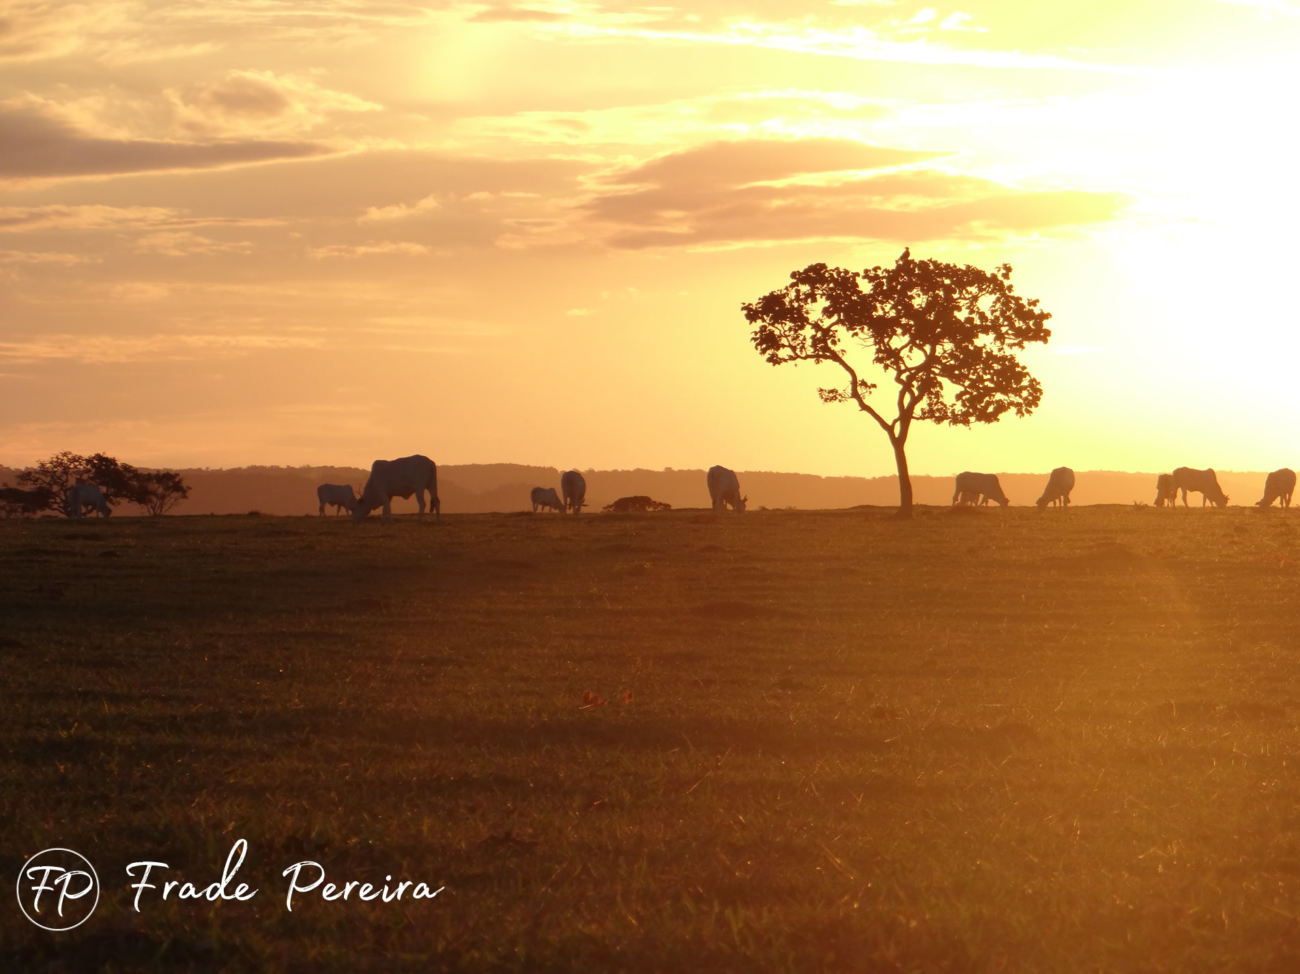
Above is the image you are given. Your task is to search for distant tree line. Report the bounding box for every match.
[0,451,190,518]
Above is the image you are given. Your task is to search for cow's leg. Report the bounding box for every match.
[416,490,426,516]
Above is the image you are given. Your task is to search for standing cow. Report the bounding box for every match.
[1154,473,1178,508]
[317,483,357,516]
[1256,468,1296,509]
[560,470,586,514]
[1036,467,1075,509]
[66,483,112,518]
[706,465,747,512]
[352,454,440,522]
[952,472,1009,507]
[531,486,564,513]
[1171,466,1228,508]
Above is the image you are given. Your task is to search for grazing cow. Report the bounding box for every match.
[1256,467,1296,509]
[530,486,564,513]
[561,470,586,514]
[603,495,672,513]
[952,471,1009,507]
[66,483,111,518]
[0,486,54,517]
[1154,473,1177,508]
[352,454,440,522]
[1036,467,1076,509]
[706,465,747,512]
[1171,466,1228,508]
[317,483,357,516]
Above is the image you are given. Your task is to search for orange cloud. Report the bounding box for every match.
[0,104,330,182]
[583,138,1126,248]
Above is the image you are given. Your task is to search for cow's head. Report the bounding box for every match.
[735,494,748,513]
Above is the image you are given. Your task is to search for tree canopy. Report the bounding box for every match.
[8,452,190,517]
[742,248,1051,515]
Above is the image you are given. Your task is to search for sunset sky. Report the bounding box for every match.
[3,1,1297,478]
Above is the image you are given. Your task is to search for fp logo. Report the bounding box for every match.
[16,848,100,931]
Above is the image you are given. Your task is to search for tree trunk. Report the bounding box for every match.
[891,434,913,517]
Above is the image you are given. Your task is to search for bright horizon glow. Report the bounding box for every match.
[3,1,1298,479]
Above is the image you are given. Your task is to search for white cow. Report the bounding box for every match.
[952,471,1009,507]
[1154,473,1177,508]
[352,454,440,522]
[67,483,111,518]
[1257,467,1296,509]
[1036,467,1075,509]
[560,470,586,514]
[531,486,564,513]
[1171,466,1228,507]
[706,465,747,512]
[317,483,357,516]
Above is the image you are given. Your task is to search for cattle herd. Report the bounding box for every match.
[952,465,1296,510]
[43,456,1300,520]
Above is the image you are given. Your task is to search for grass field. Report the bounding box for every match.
[4,505,1300,971]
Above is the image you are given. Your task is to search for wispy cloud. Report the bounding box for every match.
[0,103,331,183]
[133,231,256,257]
[309,241,433,258]
[468,4,568,23]
[0,203,281,234]
[583,137,1126,249]
[0,331,324,365]
[168,70,382,140]
[0,249,97,266]
[542,17,1144,74]
[359,194,441,222]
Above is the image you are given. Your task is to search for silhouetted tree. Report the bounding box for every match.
[16,451,190,516]
[0,486,55,518]
[742,248,1051,517]
[133,471,190,516]
[16,451,88,515]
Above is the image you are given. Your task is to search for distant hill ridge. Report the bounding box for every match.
[2,463,1279,515]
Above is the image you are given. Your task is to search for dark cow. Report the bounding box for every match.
[706,465,746,513]
[353,454,440,522]
[1036,467,1076,509]
[530,486,564,513]
[952,471,1009,507]
[1171,467,1228,507]
[317,483,357,516]
[1256,468,1296,509]
[67,483,111,518]
[603,496,672,513]
[561,470,587,514]
[1154,473,1177,508]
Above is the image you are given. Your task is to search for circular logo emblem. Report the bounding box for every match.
[16,848,100,931]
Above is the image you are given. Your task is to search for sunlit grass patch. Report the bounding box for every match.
[3,507,1300,970]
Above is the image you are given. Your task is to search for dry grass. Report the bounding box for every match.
[3,506,1300,971]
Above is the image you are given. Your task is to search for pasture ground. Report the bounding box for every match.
[3,505,1300,971]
